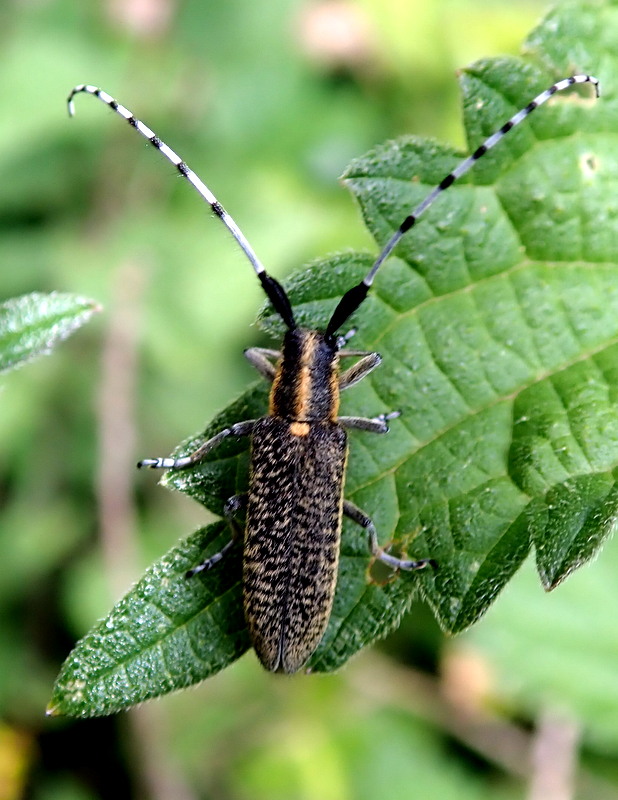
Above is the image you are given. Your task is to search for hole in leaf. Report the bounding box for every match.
[368,556,398,585]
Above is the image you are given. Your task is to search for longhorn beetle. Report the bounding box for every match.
[68,74,599,673]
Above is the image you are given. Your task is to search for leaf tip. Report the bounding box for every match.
[45,701,62,718]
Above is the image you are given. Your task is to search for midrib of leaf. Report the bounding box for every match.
[76,575,244,685]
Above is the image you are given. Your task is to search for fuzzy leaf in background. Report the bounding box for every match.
[0,292,99,374]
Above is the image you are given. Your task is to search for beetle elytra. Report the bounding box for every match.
[68,74,599,672]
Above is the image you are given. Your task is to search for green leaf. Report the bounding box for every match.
[48,522,249,717]
[0,292,99,374]
[51,0,618,715]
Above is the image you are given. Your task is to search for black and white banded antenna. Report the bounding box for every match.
[67,84,296,330]
[68,76,599,339]
[325,74,600,337]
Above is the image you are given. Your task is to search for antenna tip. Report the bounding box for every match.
[67,85,90,117]
[593,77,601,99]
[579,74,600,98]
[67,88,79,118]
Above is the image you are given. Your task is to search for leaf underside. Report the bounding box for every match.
[50,0,618,716]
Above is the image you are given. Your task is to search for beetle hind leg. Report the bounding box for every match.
[343,500,436,571]
[185,538,236,577]
[186,494,247,577]
[223,493,247,540]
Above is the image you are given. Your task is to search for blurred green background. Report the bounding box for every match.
[4,0,618,798]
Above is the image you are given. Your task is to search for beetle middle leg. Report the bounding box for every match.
[137,419,256,470]
[339,411,400,434]
[186,494,247,577]
[343,499,436,571]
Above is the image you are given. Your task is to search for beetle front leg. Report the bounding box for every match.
[244,347,281,382]
[343,500,436,571]
[338,351,381,390]
[186,494,247,577]
[137,419,256,470]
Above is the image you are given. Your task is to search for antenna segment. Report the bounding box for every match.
[67,84,267,280]
[325,74,599,337]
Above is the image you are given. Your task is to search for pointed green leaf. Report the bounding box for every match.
[53,0,618,714]
[48,522,248,717]
[0,292,99,374]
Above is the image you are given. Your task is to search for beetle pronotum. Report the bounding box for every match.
[68,73,599,673]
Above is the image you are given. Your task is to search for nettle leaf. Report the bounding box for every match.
[48,523,249,718]
[0,292,99,374]
[51,0,618,716]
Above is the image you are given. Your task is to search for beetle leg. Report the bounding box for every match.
[186,494,247,577]
[223,493,248,540]
[137,419,256,470]
[244,347,281,382]
[185,537,236,577]
[343,499,436,571]
[338,411,400,434]
[338,352,381,390]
